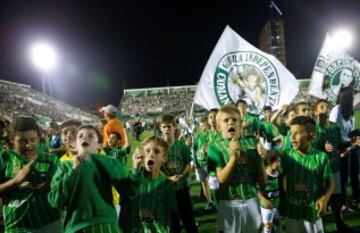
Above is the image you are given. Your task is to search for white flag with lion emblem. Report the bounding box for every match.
[194,25,299,114]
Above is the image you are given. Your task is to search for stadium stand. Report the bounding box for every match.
[0,79,99,127]
[119,80,313,116]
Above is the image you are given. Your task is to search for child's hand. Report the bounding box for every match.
[260,198,272,209]
[133,147,144,170]
[257,142,267,158]
[167,175,181,183]
[324,141,334,153]
[18,181,33,189]
[14,160,35,185]
[200,145,208,155]
[73,153,87,170]
[352,136,360,147]
[229,136,240,156]
[316,196,329,217]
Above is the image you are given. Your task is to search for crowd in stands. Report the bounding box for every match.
[0,80,99,126]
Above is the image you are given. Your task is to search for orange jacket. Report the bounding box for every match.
[103,118,126,146]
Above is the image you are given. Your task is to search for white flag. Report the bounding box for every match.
[194,26,299,114]
[308,33,360,104]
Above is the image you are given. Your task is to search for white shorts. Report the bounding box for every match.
[218,198,261,233]
[260,207,280,224]
[208,175,219,190]
[285,218,324,233]
[195,167,208,181]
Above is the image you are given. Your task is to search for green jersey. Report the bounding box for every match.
[241,114,260,149]
[121,170,177,233]
[281,148,332,222]
[193,131,209,168]
[313,121,342,173]
[260,120,279,142]
[48,153,128,233]
[0,150,60,233]
[161,140,192,190]
[260,171,280,208]
[208,138,259,201]
[278,123,289,137]
[206,130,222,177]
[104,147,128,165]
[283,129,292,150]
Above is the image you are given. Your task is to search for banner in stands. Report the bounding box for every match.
[308,33,360,105]
[194,25,299,114]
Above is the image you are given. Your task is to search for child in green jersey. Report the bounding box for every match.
[294,101,312,118]
[236,99,260,149]
[208,105,265,233]
[120,136,177,233]
[258,150,283,233]
[0,117,61,233]
[49,125,128,233]
[159,114,198,233]
[105,132,130,164]
[59,120,82,162]
[260,106,282,150]
[206,109,221,208]
[282,116,334,233]
[193,117,213,210]
[312,99,355,232]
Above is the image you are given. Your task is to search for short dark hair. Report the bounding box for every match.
[209,108,219,114]
[263,106,272,112]
[200,117,208,124]
[77,125,103,143]
[109,131,121,140]
[235,99,248,107]
[264,150,280,166]
[60,120,82,131]
[290,116,316,134]
[312,99,328,112]
[49,122,59,129]
[10,117,41,137]
[294,101,309,114]
[159,114,176,125]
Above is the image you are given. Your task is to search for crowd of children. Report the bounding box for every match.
[0,87,359,233]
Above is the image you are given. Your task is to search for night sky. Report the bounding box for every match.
[0,0,359,107]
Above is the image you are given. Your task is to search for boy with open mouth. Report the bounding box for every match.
[159,114,198,233]
[120,136,177,233]
[207,104,266,233]
[49,125,128,233]
[0,117,61,233]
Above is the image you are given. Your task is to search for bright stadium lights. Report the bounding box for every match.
[331,29,353,50]
[29,41,58,95]
[30,42,57,72]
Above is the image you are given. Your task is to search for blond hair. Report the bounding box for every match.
[216,104,241,123]
[142,136,169,158]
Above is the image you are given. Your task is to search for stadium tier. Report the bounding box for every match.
[119,79,312,116]
[0,79,99,127]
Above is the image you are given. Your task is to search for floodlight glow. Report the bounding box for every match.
[30,42,57,72]
[331,29,353,50]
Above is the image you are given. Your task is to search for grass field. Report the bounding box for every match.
[128,118,360,233]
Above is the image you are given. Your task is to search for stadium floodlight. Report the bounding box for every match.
[331,29,353,50]
[30,42,57,72]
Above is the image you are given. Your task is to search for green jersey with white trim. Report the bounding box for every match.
[0,150,60,233]
[161,140,192,190]
[208,138,259,201]
[281,148,332,222]
[121,170,177,233]
[104,147,128,165]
